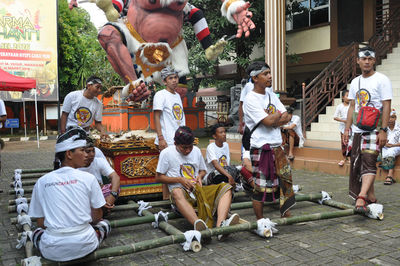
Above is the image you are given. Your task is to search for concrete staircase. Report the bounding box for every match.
[306,44,400,142]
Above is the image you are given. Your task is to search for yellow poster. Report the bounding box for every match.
[0,0,58,101]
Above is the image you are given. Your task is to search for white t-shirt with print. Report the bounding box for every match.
[334,103,350,133]
[153,89,186,145]
[0,99,6,128]
[205,142,230,175]
[62,90,103,130]
[28,167,106,262]
[156,145,206,192]
[79,157,115,184]
[243,90,287,148]
[387,123,400,144]
[348,72,392,133]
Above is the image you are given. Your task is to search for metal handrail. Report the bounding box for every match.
[302,6,400,133]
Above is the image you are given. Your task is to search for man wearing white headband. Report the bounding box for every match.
[242,61,295,220]
[344,46,393,211]
[29,127,111,262]
[60,75,108,138]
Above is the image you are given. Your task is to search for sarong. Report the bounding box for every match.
[171,183,232,228]
[349,132,380,199]
[250,145,296,216]
[380,146,400,170]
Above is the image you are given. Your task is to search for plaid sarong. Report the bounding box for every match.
[250,146,296,216]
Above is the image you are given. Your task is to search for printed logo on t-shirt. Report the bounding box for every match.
[172,103,183,121]
[74,107,92,125]
[180,163,195,181]
[356,89,371,107]
[265,103,277,114]
[219,155,228,167]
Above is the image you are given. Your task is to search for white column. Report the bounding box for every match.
[265,0,286,92]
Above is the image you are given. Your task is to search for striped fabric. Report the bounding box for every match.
[187,5,212,50]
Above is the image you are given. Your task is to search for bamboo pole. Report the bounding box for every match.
[10,180,37,187]
[39,208,354,265]
[9,187,33,195]
[9,198,31,205]
[19,173,45,179]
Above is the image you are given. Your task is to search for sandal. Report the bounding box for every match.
[338,160,345,166]
[288,155,295,161]
[384,176,396,185]
[366,198,377,204]
[355,196,368,214]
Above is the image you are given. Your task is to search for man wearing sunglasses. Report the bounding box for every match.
[60,76,107,139]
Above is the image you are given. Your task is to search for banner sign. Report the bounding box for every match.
[0,0,58,102]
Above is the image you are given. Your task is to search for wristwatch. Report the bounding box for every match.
[380,127,388,133]
[110,191,119,199]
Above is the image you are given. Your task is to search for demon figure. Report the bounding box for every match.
[70,0,255,102]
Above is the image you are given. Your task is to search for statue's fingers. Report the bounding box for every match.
[236,27,243,38]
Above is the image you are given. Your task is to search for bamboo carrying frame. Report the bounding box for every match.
[11,168,375,266]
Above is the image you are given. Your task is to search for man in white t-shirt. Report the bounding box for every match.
[29,127,110,262]
[79,138,120,213]
[243,61,295,220]
[60,76,107,138]
[343,46,392,213]
[204,123,243,188]
[156,126,239,240]
[153,66,186,150]
[281,107,305,160]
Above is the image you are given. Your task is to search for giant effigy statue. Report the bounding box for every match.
[70,0,255,102]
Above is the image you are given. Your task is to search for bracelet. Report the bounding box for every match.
[158,135,164,140]
[225,0,239,11]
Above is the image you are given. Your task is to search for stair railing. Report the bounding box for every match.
[302,6,400,133]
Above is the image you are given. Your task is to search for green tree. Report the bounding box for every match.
[58,0,122,100]
[183,0,265,91]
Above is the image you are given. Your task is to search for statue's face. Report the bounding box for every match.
[129,0,186,45]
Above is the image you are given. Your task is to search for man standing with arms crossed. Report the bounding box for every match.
[344,46,392,212]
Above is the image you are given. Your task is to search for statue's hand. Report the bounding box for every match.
[96,0,119,22]
[122,79,151,102]
[232,2,255,38]
[69,0,78,10]
[205,38,228,61]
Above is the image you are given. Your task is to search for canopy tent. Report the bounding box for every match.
[0,68,39,148]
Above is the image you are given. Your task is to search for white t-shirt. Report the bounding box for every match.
[62,90,103,130]
[0,99,6,128]
[153,89,186,145]
[28,167,106,261]
[205,142,230,175]
[387,123,400,144]
[239,82,273,102]
[156,145,206,192]
[334,103,350,133]
[95,147,107,160]
[79,157,115,184]
[286,115,305,147]
[348,72,392,133]
[243,90,287,148]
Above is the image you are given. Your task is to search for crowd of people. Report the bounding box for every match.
[27,46,395,262]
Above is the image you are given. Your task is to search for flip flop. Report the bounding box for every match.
[288,155,295,161]
[355,196,368,214]
[384,176,396,185]
[338,160,345,166]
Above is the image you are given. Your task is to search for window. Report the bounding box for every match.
[286,0,330,31]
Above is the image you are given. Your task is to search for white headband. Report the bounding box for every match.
[391,109,396,116]
[249,66,269,77]
[55,138,87,153]
[358,50,375,58]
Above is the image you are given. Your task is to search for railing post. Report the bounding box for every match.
[302,82,306,135]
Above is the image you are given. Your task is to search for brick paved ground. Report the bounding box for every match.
[1,140,400,265]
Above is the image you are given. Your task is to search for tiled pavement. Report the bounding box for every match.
[1,140,400,265]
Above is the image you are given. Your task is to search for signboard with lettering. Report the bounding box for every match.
[0,0,58,102]
[5,118,19,128]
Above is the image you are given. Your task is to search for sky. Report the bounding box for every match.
[71,0,108,30]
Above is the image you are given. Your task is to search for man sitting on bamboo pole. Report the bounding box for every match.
[156,126,240,241]
[242,61,295,219]
[28,127,111,262]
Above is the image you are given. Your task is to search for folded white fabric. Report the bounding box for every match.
[181,230,202,251]
[152,211,169,228]
[292,184,300,193]
[367,203,384,220]
[16,230,32,249]
[23,256,42,266]
[17,214,32,227]
[137,200,152,216]
[318,191,331,204]
[255,218,278,238]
